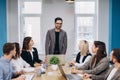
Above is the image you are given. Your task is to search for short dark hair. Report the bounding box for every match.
[3,43,15,55]
[112,48,120,63]
[55,17,63,23]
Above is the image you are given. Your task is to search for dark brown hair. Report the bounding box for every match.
[112,48,120,63]
[91,41,107,68]
[22,37,32,50]
[55,17,63,23]
[3,43,15,55]
[13,42,20,59]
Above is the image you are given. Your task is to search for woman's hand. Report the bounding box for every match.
[43,56,48,63]
[12,75,25,80]
[34,62,41,67]
[16,70,25,75]
[71,68,83,74]
[68,60,75,66]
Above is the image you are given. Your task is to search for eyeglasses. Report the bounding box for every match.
[55,23,62,25]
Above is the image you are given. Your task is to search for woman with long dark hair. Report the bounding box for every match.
[71,41,109,80]
[21,37,43,67]
[11,42,30,72]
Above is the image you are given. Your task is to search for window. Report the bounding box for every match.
[19,0,42,53]
[75,0,98,53]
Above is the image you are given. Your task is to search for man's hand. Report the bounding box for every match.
[83,73,92,79]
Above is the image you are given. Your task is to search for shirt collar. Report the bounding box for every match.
[0,56,10,63]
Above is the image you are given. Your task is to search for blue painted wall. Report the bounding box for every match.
[0,0,7,56]
[109,0,120,53]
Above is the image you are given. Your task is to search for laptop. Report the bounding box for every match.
[47,55,65,65]
[58,65,82,80]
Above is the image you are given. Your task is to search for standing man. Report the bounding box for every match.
[0,43,25,80]
[45,17,67,55]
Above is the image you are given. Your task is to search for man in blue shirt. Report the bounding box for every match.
[0,43,25,80]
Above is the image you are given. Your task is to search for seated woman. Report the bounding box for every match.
[84,48,120,80]
[21,37,44,67]
[11,42,30,72]
[71,41,109,80]
[69,40,92,68]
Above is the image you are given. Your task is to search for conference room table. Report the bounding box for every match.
[33,65,69,80]
[30,65,91,80]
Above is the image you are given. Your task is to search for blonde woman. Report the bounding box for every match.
[71,41,109,80]
[69,40,92,68]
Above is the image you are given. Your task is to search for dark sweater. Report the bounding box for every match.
[75,52,92,63]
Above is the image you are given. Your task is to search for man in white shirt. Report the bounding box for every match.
[104,48,120,80]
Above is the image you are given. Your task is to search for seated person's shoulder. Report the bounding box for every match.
[32,47,38,52]
[87,53,92,57]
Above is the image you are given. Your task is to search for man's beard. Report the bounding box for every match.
[109,60,114,65]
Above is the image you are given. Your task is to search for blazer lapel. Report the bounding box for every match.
[111,67,120,80]
[59,30,62,43]
[52,29,55,45]
[104,66,114,80]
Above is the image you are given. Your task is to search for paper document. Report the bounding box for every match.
[23,67,35,72]
[25,74,34,80]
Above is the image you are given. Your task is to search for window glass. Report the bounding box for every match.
[22,2,42,14]
[75,1,95,14]
[75,0,98,52]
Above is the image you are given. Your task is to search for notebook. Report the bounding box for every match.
[47,55,65,65]
[58,65,82,80]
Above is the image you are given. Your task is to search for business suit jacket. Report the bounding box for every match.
[78,57,109,80]
[21,47,42,67]
[104,66,120,80]
[45,28,67,55]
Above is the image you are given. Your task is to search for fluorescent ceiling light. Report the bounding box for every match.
[66,0,74,3]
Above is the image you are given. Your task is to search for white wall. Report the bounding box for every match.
[7,0,109,61]
[7,0,19,42]
[41,0,74,61]
[98,0,109,53]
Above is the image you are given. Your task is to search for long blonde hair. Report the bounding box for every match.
[79,40,89,56]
